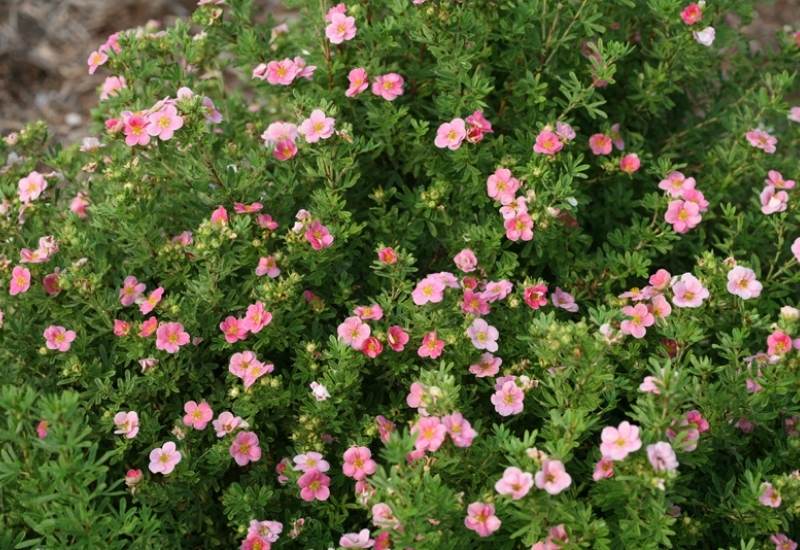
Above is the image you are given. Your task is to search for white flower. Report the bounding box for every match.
[310,381,330,401]
[693,26,715,47]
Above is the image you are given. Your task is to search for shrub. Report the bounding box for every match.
[1,0,800,548]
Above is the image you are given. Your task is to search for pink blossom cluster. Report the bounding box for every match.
[485,168,534,242]
[219,300,273,343]
[87,32,121,74]
[252,56,315,86]
[660,171,708,233]
[760,170,795,215]
[533,122,576,155]
[434,110,493,150]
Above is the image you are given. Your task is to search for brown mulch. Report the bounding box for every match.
[0,0,797,144]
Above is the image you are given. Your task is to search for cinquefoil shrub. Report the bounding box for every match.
[1,0,800,548]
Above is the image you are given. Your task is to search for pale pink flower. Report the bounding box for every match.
[122,112,150,147]
[671,273,709,308]
[619,153,641,174]
[620,303,655,339]
[434,118,467,150]
[417,331,445,359]
[70,193,90,218]
[100,76,126,100]
[338,316,371,349]
[647,441,678,472]
[759,482,781,508]
[412,276,446,305]
[411,416,447,452]
[453,249,478,272]
[588,133,612,155]
[183,400,213,430]
[746,129,777,154]
[504,212,534,241]
[486,168,521,205]
[230,431,262,466]
[43,325,76,352]
[693,26,716,46]
[771,534,797,550]
[792,237,800,263]
[261,121,298,146]
[148,441,181,475]
[113,411,140,439]
[18,171,47,203]
[469,352,502,378]
[298,109,335,143]
[386,325,409,352]
[372,503,399,530]
[551,287,578,312]
[760,185,789,214]
[726,266,762,299]
[310,381,330,401]
[213,411,245,437]
[342,446,377,480]
[534,459,572,495]
[371,73,404,101]
[665,199,701,233]
[608,122,624,150]
[640,375,661,394]
[766,170,796,190]
[265,58,299,85]
[9,265,31,296]
[87,49,108,74]
[293,451,330,472]
[790,107,800,123]
[592,457,615,481]
[658,171,696,197]
[292,56,316,79]
[491,380,524,416]
[305,220,334,249]
[339,529,374,549]
[464,502,501,537]
[557,121,576,142]
[442,412,477,447]
[243,301,272,333]
[120,275,146,306]
[297,468,331,501]
[467,318,499,352]
[346,67,369,97]
[147,104,183,141]
[649,293,674,319]
[681,3,703,25]
[155,321,190,353]
[256,256,281,278]
[220,315,248,343]
[352,304,382,322]
[495,466,533,499]
[499,196,528,220]
[139,286,164,315]
[247,519,283,543]
[325,11,357,44]
[533,129,563,155]
[600,421,642,460]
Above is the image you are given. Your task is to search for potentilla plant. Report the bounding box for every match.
[1,0,799,548]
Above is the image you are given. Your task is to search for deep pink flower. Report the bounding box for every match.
[243,301,272,333]
[113,319,130,337]
[681,3,702,24]
[417,331,445,359]
[465,110,493,143]
[377,247,397,264]
[371,73,404,101]
[495,466,533,500]
[210,205,229,225]
[346,67,369,97]
[123,112,150,147]
[148,441,181,475]
[533,129,563,155]
[461,290,490,316]
[229,351,273,389]
[649,268,672,291]
[305,221,334,249]
[70,193,90,218]
[36,420,48,439]
[297,469,331,501]
[767,330,793,357]
[183,400,213,430]
[535,459,572,495]
[504,212,534,241]
[354,304,383,321]
[220,316,248,343]
[386,325,409,352]
[265,58,300,85]
[434,118,467,150]
[342,446,377,480]
[230,431,262,466]
[619,153,641,174]
[524,284,548,310]
[361,336,383,358]
[665,199,701,233]
[600,421,642,460]
[464,502,501,538]
[43,325,76,352]
[588,133,613,155]
[155,321,190,353]
[87,50,108,74]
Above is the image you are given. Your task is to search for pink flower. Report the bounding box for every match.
[495,466,534,499]
[760,185,789,214]
[600,421,642,460]
[297,469,331,501]
[243,301,272,333]
[726,266,762,299]
[87,49,108,74]
[649,268,672,291]
[229,351,273,388]
[620,303,655,339]
[412,276,446,305]
[213,411,245,437]
[771,534,798,550]
[619,153,641,174]
[551,287,578,312]
[640,375,662,394]
[293,452,330,472]
[442,412,477,447]
[469,352,502,378]
[387,325,409,352]
[261,121,298,146]
[671,273,709,308]
[767,330,793,357]
[680,3,703,24]
[305,221,334,250]
[354,304,383,321]
[766,170,796,190]
[792,237,800,263]
[70,193,90,218]
[247,519,283,543]
[466,318,499,352]
[406,382,425,410]
[790,107,800,123]
[119,275,146,306]
[293,56,316,80]
[183,400,213,430]
[139,316,158,338]
[524,284,549,310]
[592,457,615,481]
[36,420,48,439]
[533,129,563,155]
[325,11,357,44]
[43,325,76,352]
[139,286,164,315]
[361,337,383,358]
[265,58,300,85]
[486,168,521,205]
[746,129,777,154]
[124,469,142,489]
[504,212,534,241]
[375,416,395,444]
[100,76,126,100]
[465,110,493,143]
[339,529,374,549]
[147,104,183,141]
[220,315,248,343]
[491,380,524,416]
[256,213,278,228]
[342,446,377,480]
[123,112,150,147]
[534,459,572,495]
[338,316,371,349]
[371,73,405,101]
[155,321,190,353]
[453,249,478,272]
[693,26,716,46]
[434,118,467,150]
[230,431,262,466]
[464,502,501,537]
[647,442,679,472]
[113,319,130,337]
[461,290,490,316]
[411,416,447,452]
[113,411,140,439]
[588,133,613,155]
[658,171,696,197]
[377,247,397,264]
[148,441,181,475]
[759,482,781,508]
[417,331,445,359]
[298,109,335,143]
[210,205,229,225]
[346,67,369,97]
[18,171,47,203]
[665,199,701,233]
[256,256,281,278]
[9,265,31,296]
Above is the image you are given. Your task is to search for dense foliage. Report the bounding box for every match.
[1,0,799,548]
